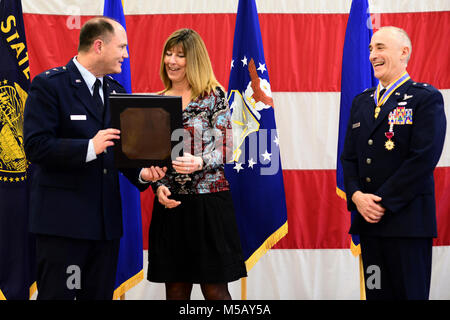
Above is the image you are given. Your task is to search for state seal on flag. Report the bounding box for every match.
[0,79,28,182]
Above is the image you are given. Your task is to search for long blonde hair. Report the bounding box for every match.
[160,29,222,100]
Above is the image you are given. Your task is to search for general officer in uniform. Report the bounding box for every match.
[24,17,166,300]
[341,26,446,299]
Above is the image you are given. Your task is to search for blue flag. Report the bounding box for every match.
[103,0,143,299]
[0,0,36,300]
[336,0,377,256]
[225,0,288,271]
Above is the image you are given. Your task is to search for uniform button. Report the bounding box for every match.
[366,158,372,164]
[368,139,373,145]
[103,168,108,174]
[366,177,371,183]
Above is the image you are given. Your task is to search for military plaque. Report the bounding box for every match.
[110,94,183,168]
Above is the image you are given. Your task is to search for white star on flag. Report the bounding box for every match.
[261,150,272,162]
[230,59,234,69]
[241,56,248,66]
[274,135,279,146]
[248,158,256,169]
[234,162,244,173]
[257,62,266,74]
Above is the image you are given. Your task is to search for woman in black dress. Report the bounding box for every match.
[147,28,247,300]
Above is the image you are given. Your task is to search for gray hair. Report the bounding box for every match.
[378,26,412,63]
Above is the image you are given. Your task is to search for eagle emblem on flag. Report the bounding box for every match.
[0,79,28,182]
[228,58,274,162]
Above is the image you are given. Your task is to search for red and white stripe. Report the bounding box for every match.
[22,0,450,299]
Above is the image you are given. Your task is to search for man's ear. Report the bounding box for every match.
[92,39,103,54]
[401,46,410,64]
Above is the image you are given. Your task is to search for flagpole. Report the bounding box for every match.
[359,255,366,300]
[241,278,247,300]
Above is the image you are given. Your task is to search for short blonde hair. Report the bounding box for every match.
[160,29,222,100]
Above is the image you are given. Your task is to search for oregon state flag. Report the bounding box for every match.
[0,0,36,300]
[103,0,144,299]
[225,0,288,271]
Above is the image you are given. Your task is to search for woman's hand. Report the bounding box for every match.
[156,185,181,209]
[172,152,203,174]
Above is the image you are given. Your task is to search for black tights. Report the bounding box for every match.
[165,282,231,300]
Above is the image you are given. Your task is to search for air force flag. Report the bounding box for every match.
[225,0,288,271]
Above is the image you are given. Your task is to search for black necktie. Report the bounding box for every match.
[93,79,104,111]
[379,88,386,99]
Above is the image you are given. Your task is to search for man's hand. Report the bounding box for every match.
[351,191,386,223]
[141,166,167,182]
[156,185,181,209]
[92,128,120,155]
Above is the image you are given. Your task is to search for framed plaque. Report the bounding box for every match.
[110,94,183,168]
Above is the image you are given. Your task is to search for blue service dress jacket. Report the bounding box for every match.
[341,79,446,238]
[24,59,147,241]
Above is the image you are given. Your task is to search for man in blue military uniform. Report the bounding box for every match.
[341,26,446,299]
[24,17,165,300]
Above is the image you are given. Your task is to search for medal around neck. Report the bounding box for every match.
[373,72,410,120]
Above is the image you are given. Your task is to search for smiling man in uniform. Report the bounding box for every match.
[341,26,446,299]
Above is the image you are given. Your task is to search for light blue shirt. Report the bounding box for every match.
[72,57,149,183]
[72,56,104,102]
[72,56,102,162]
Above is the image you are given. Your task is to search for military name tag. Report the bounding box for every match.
[70,115,87,120]
[352,122,360,129]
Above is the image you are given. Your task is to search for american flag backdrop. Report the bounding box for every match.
[19,0,450,299]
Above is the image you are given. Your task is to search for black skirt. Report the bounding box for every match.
[147,190,247,283]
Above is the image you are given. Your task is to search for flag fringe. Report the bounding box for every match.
[350,239,361,257]
[338,187,362,256]
[245,221,288,271]
[0,282,37,300]
[336,186,347,200]
[113,269,144,300]
[29,281,37,298]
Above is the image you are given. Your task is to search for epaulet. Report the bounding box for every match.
[106,75,121,85]
[42,66,67,78]
[410,81,437,92]
[105,75,126,91]
[355,86,376,98]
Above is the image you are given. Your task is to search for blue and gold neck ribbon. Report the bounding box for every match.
[374,72,410,119]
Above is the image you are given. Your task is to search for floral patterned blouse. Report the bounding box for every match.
[152,87,232,194]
